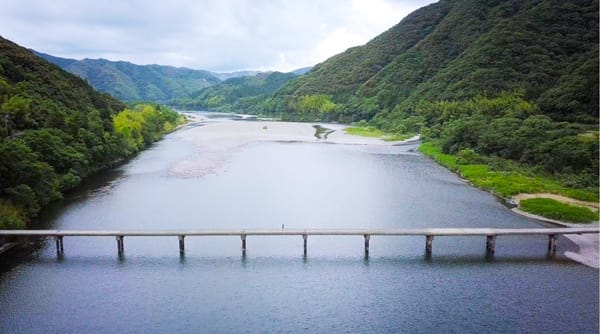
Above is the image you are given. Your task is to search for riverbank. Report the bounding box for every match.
[511,209,599,268]
[0,105,186,231]
[418,141,599,268]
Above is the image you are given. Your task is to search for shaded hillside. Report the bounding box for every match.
[175,71,298,112]
[35,52,221,102]
[0,36,183,228]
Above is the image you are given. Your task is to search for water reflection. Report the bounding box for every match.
[0,120,597,333]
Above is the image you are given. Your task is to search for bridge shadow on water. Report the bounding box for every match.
[1,251,579,272]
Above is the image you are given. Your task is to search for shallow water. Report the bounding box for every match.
[0,118,597,333]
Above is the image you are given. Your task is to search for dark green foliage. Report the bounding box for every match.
[35,52,221,103]
[418,93,598,190]
[259,0,597,124]
[0,36,184,228]
[0,200,25,229]
[174,72,298,112]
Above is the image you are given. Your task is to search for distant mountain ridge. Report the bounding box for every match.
[173,71,299,112]
[35,51,313,103]
[34,51,221,102]
[212,70,263,81]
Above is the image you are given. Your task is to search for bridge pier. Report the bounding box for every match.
[302,234,308,255]
[55,235,64,256]
[178,235,185,254]
[425,235,434,255]
[364,234,370,256]
[486,235,496,254]
[241,234,246,255]
[548,234,557,255]
[116,235,124,256]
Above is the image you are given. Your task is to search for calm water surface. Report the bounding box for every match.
[0,117,598,333]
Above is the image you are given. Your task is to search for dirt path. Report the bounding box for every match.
[512,193,598,211]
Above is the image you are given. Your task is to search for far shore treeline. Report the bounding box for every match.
[0,36,185,229]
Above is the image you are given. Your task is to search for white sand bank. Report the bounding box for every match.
[171,119,411,177]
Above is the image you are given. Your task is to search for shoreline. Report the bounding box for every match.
[509,194,598,268]
[176,117,598,268]
[10,114,596,268]
[417,141,599,269]
[511,208,599,268]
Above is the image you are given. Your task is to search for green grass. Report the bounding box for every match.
[418,142,599,203]
[520,198,599,223]
[345,126,412,141]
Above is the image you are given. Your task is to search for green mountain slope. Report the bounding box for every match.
[35,52,221,102]
[174,71,298,112]
[277,0,451,100]
[265,0,597,123]
[252,0,599,190]
[0,36,183,228]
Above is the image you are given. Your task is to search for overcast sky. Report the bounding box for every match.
[0,0,435,72]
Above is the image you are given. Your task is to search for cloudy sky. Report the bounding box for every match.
[1,0,435,72]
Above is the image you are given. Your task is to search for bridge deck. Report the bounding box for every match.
[0,227,598,237]
[1,227,597,257]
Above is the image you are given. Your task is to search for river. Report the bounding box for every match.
[0,114,598,333]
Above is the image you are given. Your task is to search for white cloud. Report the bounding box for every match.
[0,0,435,72]
[316,28,365,61]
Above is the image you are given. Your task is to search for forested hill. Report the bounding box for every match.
[173,71,299,112]
[0,36,184,228]
[251,0,599,190]
[35,51,221,102]
[261,0,598,123]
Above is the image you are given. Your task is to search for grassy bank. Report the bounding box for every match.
[418,142,599,221]
[520,198,598,223]
[344,126,412,141]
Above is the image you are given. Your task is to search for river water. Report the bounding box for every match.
[0,115,598,333]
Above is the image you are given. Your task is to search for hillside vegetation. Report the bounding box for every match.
[35,52,221,103]
[0,37,184,228]
[173,71,299,112]
[243,0,599,193]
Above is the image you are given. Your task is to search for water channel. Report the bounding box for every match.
[0,114,597,333]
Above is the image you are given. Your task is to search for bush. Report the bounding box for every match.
[456,148,487,165]
[0,200,25,229]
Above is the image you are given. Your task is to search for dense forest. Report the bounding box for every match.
[35,52,221,103]
[239,0,599,191]
[36,52,299,104]
[172,71,299,112]
[0,36,185,229]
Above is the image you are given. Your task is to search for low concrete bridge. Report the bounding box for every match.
[1,227,598,257]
